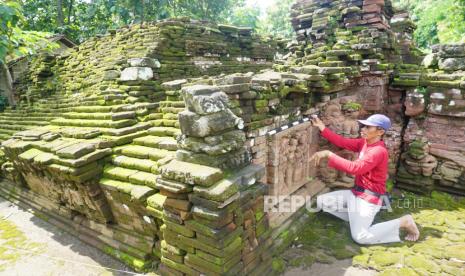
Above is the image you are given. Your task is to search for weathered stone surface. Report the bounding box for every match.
[111,155,157,173]
[422,53,438,68]
[176,148,250,169]
[164,197,192,211]
[193,178,239,202]
[435,43,465,57]
[128,57,161,68]
[178,109,243,137]
[55,148,112,168]
[181,85,229,115]
[103,70,120,80]
[165,221,195,237]
[217,84,250,94]
[159,160,223,186]
[177,130,246,155]
[404,89,425,117]
[120,67,154,81]
[146,193,167,210]
[155,177,193,194]
[128,171,157,188]
[291,65,319,75]
[191,205,232,222]
[215,73,252,85]
[185,252,241,274]
[438,58,465,71]
[162,79,188,90]
[55,142,95,159]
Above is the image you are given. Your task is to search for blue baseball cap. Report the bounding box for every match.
[358,114,391,131]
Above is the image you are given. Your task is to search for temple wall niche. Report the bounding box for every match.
[267,122,318,197]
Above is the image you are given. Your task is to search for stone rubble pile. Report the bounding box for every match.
[176,84,250,169]
[156,84,273,275]
[394,43,465,195]
[284,0,425,97]
[390,11,421,64]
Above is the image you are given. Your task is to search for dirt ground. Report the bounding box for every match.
[284,259,376,276]
[0,197,135,276]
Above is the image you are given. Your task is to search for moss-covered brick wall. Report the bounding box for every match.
[1,0,465,274]
[393,43,465,196]
[155,83,271,275]
[0,18,282,272]
[0,18,282,145]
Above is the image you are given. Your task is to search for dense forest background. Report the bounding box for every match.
[392,0,465,49]
[1,0,465,64]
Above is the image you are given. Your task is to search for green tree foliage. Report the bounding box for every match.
[393,0,465,49]
[228,4,261,29]
[11,0,465,50]
[19,0,247,43]
[1,1,55,64]
[257,0,294,39]
[175,0,243,22]
[0,0,22,62]
[21,0,170,42]
[0,0,57,107]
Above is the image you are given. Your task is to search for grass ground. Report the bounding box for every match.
[277,190,465,275]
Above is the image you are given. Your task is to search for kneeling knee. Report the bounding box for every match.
[316,195,326,211]
[351,233,370,245]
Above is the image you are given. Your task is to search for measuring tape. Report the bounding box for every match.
[266,117,313,136]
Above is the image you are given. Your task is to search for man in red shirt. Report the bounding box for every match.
[310,114,420,244]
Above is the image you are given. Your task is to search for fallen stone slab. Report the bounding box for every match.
[159,160,223,186]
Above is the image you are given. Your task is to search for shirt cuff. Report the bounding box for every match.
[327,153,337,168]
[321,127,330,138]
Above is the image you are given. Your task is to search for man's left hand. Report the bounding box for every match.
[310,150,333,166]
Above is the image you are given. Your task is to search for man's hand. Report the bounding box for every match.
[310,150,333,166]
[310,116,325,131]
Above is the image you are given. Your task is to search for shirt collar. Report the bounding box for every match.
[366,140,385,147]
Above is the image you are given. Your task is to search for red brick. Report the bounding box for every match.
[367,17,382,24]
[364,0,385,6]
[370,22,389,29]
[252,156,266,165]
[266,166,279,185]
[363,4,382,13]
[251,144,266,153]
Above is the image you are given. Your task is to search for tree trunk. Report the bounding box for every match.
[67,0,74,24]
[202,0,208,20]
[140,0,145,24]
[0,62,16,107]
[57,0,64,28]
[171,0,175,17]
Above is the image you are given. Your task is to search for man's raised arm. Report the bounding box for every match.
[311,117,364,152]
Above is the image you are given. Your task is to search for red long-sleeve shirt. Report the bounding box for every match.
[321,128,388,205]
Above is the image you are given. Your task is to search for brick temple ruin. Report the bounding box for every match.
[1,0,465,275]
